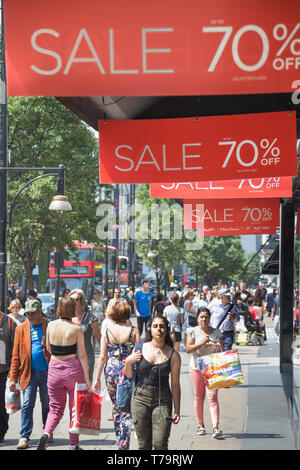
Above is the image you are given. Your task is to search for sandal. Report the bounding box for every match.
[197,425,206,435]
[212,427,223,438]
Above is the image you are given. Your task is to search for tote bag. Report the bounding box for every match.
[198,349,243,389]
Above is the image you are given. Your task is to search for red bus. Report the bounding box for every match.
[48,241,116,298]
[183,273,197,287]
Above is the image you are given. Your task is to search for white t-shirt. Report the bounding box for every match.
[187,326,222,370]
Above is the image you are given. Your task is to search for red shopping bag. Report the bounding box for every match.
[70,383,104,435]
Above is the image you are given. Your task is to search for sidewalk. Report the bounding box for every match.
[0,317,296,451]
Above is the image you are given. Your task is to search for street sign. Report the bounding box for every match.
[98,112,297,184]
[5,0,300,96]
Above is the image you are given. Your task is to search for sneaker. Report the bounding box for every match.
[37,433,49,450]
[212,427,223,439]
[16,437,29,449]
[69,445,83,450]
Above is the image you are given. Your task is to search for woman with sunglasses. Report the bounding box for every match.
[186,307,223,439]
[124,314,181,450]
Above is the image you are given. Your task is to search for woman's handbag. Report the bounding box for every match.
[188,314,198,328]
[198,349,243,389]
[116,369,136,413]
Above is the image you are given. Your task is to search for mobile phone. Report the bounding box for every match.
[135,342,142,352]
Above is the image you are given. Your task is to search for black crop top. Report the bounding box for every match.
[136,350,175,389]
[50,343,77,356]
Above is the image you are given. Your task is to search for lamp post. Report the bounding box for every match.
[1,165,72,312]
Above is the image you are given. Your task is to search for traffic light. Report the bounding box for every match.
[135,255,143,272]
[120,257,127,270]
[50,251,64,269]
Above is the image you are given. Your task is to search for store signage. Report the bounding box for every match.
[98,112,297,183]
[150,176,292,199]
[184,198,279,236]
[5,0,300,96]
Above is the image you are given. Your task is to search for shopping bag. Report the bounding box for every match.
[70,383,104,435]
[198,349,243,389]
[5,379,21,414]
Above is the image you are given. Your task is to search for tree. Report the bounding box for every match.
[185,236,246,286]
[134,184,186,292]
[7,97,112,290]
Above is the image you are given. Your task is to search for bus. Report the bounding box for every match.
[48,241,117,299]
[183,273,197,288]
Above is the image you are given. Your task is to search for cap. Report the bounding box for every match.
[219,289,231,297]
[24,299,41,314]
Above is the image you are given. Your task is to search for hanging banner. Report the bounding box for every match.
[184,198,280,236]
[98,112,297,184]
[4,0,300,96]
[150,176,292,199]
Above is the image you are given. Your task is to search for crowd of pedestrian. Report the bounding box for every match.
[0,279,292,451]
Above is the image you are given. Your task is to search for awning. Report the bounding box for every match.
[261,245,279,275]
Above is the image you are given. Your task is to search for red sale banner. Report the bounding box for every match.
[184,198,279,236]
[4,0,300,96]
[98,112,297,183]
[150,177,292,199]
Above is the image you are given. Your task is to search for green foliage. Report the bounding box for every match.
[135,184,247,288]
[7,97,112,289]
[185,236,246,286]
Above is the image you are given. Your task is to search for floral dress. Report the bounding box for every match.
[104,326,134,450]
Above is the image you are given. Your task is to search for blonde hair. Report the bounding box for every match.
[8,299,22,311]
[69,289,86,307]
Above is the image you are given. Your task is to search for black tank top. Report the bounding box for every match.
[136,349,175,389]
[50,343,77,356]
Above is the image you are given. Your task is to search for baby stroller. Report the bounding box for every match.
[234,297,266,346]
[246,318,266,346]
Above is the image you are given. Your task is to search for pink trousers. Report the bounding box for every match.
[190,368,220,427]
[44,356,84,446]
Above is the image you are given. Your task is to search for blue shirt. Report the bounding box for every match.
[134,290,152,318]
[31,324,48,371]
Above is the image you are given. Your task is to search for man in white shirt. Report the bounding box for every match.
[209,289,240,350]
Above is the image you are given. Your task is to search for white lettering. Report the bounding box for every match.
[175,182,194,190]
[114,145,134,171]
[31,29,62,75]
[183,143,203,170]
[135,145,161,171]
[163,145,181,171]
[64,29,106,75]
[109,29,139,74]
[142,28,174,74]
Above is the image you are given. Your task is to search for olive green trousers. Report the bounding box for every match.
[131,385,173,450]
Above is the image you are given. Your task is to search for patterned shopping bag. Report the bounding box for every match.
[198,349,243,389]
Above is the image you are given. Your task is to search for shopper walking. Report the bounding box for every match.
[0,310,16,442]
[124,315,181,450]
[183,291,198,346]
[186,307,223,438]
[7,299,26,325]
[253,287,266,321]
[9,300,51,449]
[163,293,184,351]
[70,289,101,382]
[37,296,91,450]
[134,280,153,337]
[209,290,239,351]
[94,298,140,450]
